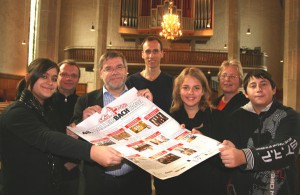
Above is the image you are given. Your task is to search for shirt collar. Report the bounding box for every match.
[102,85,128,97]
[242,101,273,114]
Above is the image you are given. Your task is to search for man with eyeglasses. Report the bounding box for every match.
[126,36,173,114]
[71,51,153,195]
[52,59,81,134]
[46,59,82,195]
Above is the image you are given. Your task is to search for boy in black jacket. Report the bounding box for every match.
[220,69,300,195]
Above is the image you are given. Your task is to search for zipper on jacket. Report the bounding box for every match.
[257,113,265,145]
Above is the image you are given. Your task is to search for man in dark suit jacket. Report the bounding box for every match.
[71,51,153,195]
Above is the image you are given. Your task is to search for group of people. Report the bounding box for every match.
[0,36,299,195]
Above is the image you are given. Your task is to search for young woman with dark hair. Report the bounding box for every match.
[0,58,122,195]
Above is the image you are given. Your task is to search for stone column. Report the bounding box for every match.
[35,0,60,62]
[227,0,240,60]
[218,0,240,96]
[283,0,300,112]
[94,0,109,89]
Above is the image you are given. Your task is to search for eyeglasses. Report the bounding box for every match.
[220,74,238,80]
[102,65,126,73]
[59,72,79,79]
[40,73,58,82]
[143,49,160,55]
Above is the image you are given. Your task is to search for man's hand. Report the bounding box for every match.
[90,145,123,167]
[219,140,246,168]
[83,105,102,120]
[137,89,153,102]
[191,128,202,134]
[221,140,236,148]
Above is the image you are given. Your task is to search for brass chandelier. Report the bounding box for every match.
[159,0,182,40]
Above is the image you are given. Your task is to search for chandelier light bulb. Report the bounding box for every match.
[159,1,182,40]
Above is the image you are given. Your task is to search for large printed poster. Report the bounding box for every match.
[69,88,221,180]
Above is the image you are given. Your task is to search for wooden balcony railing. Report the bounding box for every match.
[64,47,263,69]
[64,47,95,62]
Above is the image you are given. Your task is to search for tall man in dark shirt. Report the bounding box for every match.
[126,36,173,114]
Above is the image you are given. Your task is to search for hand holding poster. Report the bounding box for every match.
[68,88,221,180]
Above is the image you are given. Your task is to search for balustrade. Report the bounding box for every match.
[64,47,263,68]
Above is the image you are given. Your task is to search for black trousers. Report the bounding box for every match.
[154,160,229,195]
[83,162,152,195]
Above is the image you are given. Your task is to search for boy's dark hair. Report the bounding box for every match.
[243,69,276,92]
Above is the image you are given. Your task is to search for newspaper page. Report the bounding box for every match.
[69,87,221,180]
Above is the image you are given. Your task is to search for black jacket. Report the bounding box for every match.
[0,90,92,195]
[72,88,104,125]
[228,100,300,195]
[212,91,249,114]
[49,91,78,133]
[154,106,228,195]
